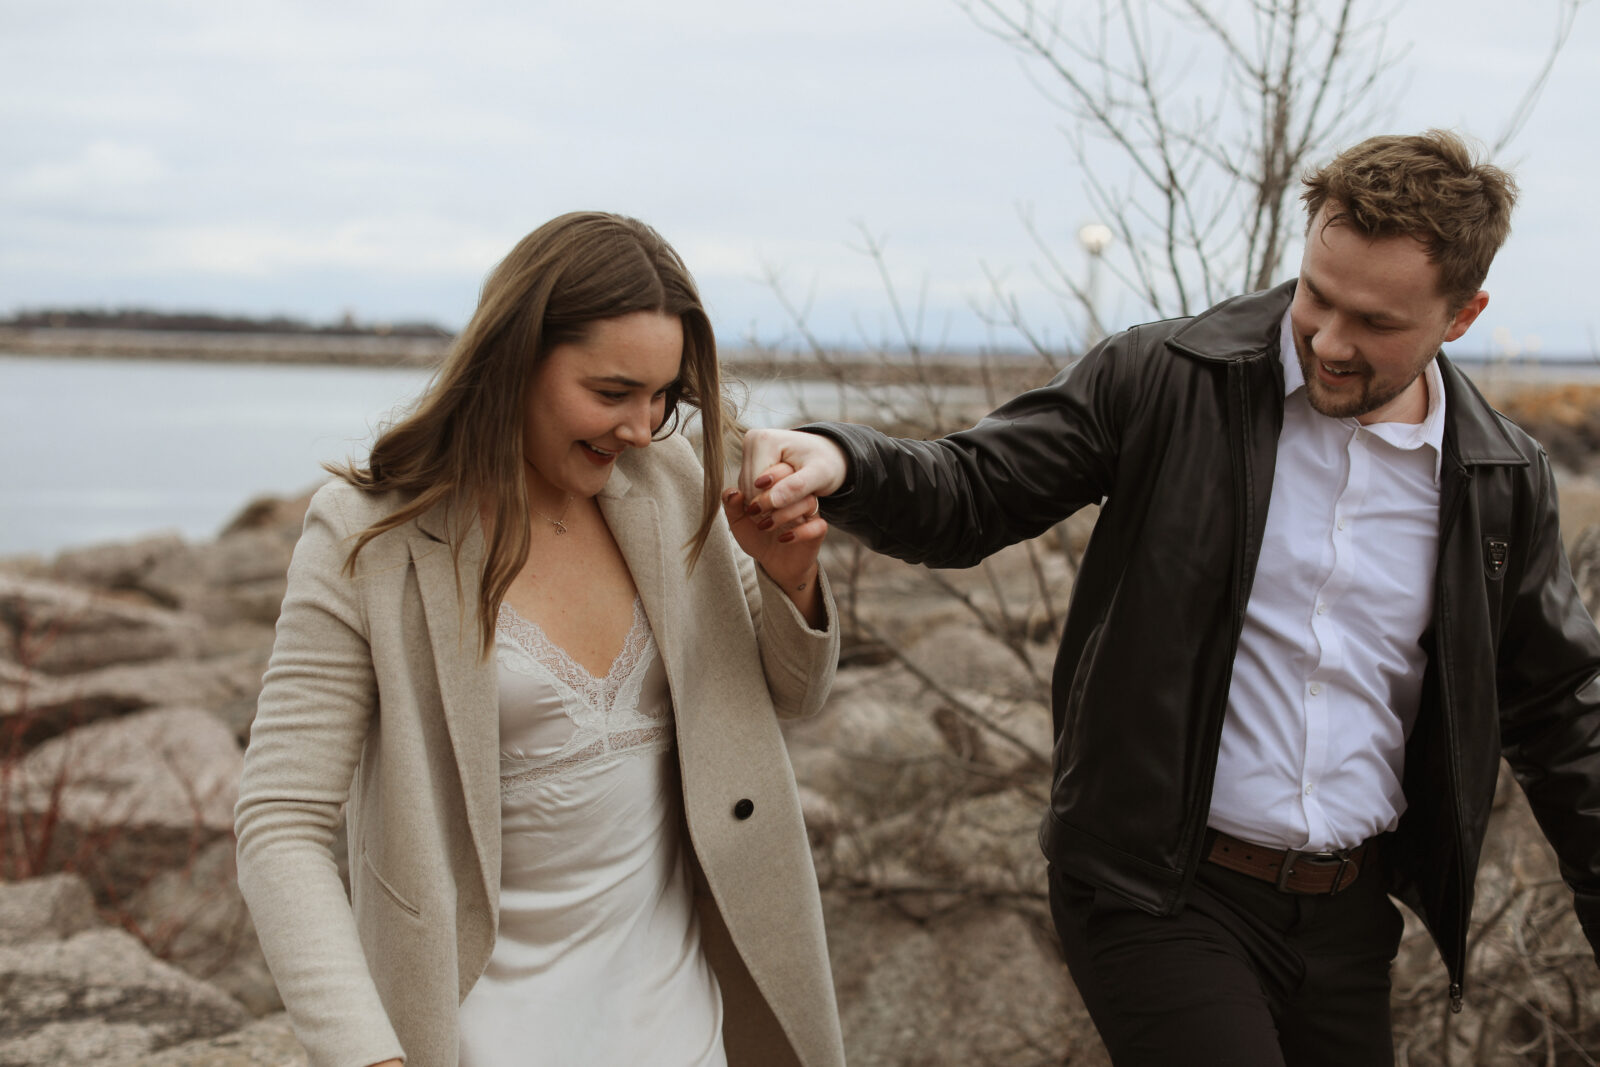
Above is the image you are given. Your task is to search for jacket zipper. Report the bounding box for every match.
[1181,361,1260,892]
[1434,462,1471,1015]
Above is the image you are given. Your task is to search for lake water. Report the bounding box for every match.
[5,352,1597,558]
[0,353,983,557]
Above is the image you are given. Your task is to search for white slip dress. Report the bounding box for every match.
[456,599,727,1067]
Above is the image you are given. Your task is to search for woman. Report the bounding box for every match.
[234,213,844,1067]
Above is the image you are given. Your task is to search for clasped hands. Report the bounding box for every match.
[721,428,850,624]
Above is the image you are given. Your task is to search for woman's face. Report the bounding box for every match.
[521,311,683,503]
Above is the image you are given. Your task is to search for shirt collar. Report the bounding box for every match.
[1278,308,1446,484]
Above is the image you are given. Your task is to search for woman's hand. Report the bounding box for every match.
[722,486,827,629]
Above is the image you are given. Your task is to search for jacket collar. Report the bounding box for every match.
[1167,280,1526,469]
[1436,355,1528,468]
[1166,280,1294,364]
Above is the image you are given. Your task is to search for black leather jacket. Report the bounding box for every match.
[810,282,1600,1005]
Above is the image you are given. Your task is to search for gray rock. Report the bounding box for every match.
[0,573,203,674]
[0,927,249,1065]
[1570,523,1600,621]
[0,660,146,747]
[132,1013,308,1067]
[127,839,282,1018]
[3,706,242,904]
[0,873,101,945]
[49,534,189,594]
[786,656,1051,828]
[901,619,1047,704]
[823,894,1106,1067]
[845,788,1047,902]
[140,529,295,627]
[784,663,956,823]
[2,650,270,748]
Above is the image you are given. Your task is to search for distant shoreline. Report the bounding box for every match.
[3,325,1597,393]
[0,326,1061,388]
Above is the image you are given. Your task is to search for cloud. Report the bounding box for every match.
[144,217,508,278]
[11,141,166,201]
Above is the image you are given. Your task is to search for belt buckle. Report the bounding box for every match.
[1276,847,1352,894]
[1274,849,1302,892]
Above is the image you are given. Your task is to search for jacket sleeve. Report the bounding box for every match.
[234,486,406,1066]
[1494,452,1600,964]
[736,531,839,721]
[804,331,1135,569]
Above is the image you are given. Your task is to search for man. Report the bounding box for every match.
[741,131,1600,1065]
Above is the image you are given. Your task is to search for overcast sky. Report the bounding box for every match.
[3,0,1596,357]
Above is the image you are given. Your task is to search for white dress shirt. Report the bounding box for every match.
[1206,310,1445,852]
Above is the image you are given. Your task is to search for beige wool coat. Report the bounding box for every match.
[235,434,846,1067]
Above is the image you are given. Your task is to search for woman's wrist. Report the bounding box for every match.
[764,562,825,629]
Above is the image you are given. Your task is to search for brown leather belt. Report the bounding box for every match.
[1205,830,1367,895]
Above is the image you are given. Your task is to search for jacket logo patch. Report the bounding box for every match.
[1484,537,1510,580]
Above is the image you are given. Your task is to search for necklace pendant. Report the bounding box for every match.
[552,520,567,535]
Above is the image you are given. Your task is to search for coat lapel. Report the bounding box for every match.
[598,464,673,669]
[409,505,500,926]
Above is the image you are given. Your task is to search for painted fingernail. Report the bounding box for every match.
[778,531,795,543]
[745,501,761,516]
[755,475,772,489]
[757,517,775,531]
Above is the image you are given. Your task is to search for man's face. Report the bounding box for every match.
[1290,205,1488,425]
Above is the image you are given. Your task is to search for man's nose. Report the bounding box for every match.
[1311,319,1357,363]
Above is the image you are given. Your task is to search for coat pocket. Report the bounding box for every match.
[361,848,422,919]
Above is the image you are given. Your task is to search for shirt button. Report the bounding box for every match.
[1316,603,1328,615]
[1309,683,1322,696]
[1337,517,1347,531]
[1304,784,1314,796]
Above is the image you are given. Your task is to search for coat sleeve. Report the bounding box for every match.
[1494,452,1600,964]
[803,330,1135,569]
[737,535,839,721]
[234,485,406,1067]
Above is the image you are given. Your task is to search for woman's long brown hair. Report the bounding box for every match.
[328,212,732,656]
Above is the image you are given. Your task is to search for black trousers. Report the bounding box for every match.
[1048,853,1405,1067]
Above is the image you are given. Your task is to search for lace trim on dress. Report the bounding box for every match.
[497,599,655,717]
[494,599,672,795]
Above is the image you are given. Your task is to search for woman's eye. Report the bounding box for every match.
[597,390,627,401]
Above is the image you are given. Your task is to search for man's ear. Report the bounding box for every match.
[1444,290,1490,343]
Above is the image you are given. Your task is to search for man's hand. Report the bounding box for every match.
[737,428,848,517]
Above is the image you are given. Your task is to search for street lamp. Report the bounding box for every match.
[1077,223,1114,347]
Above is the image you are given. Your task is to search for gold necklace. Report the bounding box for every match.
[532,494,573,535]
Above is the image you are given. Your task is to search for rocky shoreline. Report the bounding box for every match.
[5,429,1600,1062]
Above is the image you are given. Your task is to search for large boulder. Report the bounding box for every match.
[0,872,101,946]
[0,927,249,1065]
[823,894,1106,1066]
[784,662,958,823]
[0,660,146,747]
[127,838,282,1018]
[139,528,296,627]
[48,533,189,594]
[0,573,203,674]
[132,1013,308,1067]
[1,706,243,904]
[1569,522,1600,621]
[2,649,269,748]
[841,788,1046,902]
